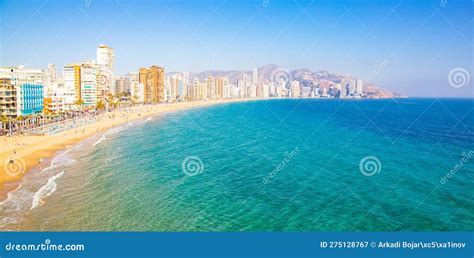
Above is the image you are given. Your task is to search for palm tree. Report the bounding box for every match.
[96,100,105,110]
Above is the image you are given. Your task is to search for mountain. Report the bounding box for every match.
[168,64,399,98]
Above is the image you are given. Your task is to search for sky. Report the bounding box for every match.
[0,0,472,97]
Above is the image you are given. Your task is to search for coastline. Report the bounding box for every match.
[0,98,258,201]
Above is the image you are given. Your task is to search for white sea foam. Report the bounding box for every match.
[93,134,106,147]
[145,116,153,122]
[51,149,77,167]
[41,164,60,173]
[30,171,64,210]
[0,184,22,206]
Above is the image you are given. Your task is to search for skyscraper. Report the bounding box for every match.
[252,68,258,98]
[237,79,245,98]
[216,77,228,99]
[290,80,301,98]
[139,66,165,103]
[63,64,81,109]
[206,76,216,100]
[96,44,115,97]
[79,62,97,107]
[63,62,97,108]
[356,79,363,95]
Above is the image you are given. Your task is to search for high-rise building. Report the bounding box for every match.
[169,75,182,101]
[43,64,65,113]
[237,79,245,98]
[115,76,131,95]
[80,62,97,107]
[131,83,145,103]
[356,79,363,95]
[290,80,301,98]
[276,85,286,97]
[0,66,45,116]
[63,64,81,109]
[44,84,66,114]
[252,68,258,87]
[216,77,228,99]
[206,76,216,100]
[96,44,115,97]
[270,84,276,97]
[127,72,141,102]
[46,64,57,86]
[243,73,250,97]
[0,78,17,118]
[63,62,97,108]
[262,83,270,98]
[139,66,165,103]
[339,85,347,98]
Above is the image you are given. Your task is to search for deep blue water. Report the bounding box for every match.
[1,98,473,231]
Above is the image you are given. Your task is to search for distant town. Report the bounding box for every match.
[0,44,396,135]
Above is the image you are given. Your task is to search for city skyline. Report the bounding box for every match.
[0,0,472,97]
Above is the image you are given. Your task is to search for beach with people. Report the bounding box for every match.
[0,98,256,201]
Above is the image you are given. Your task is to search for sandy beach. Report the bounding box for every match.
[0,98,255,200]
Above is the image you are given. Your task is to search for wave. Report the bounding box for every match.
[30,171,64,210]
[51,152,77,167]
[0,184,22,207]
[93,134,107,147]
[145,117,153,122]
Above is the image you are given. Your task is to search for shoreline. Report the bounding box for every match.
[0,98,259,201]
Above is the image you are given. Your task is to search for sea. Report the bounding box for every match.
[1,98,473,231]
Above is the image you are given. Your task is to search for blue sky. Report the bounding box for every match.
[0,0,472,97]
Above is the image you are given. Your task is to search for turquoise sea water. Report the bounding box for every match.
[1,98,473,231]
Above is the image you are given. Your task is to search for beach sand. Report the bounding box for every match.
[0,98,255,201]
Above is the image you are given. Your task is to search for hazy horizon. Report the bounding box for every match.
[0,0,472,97]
